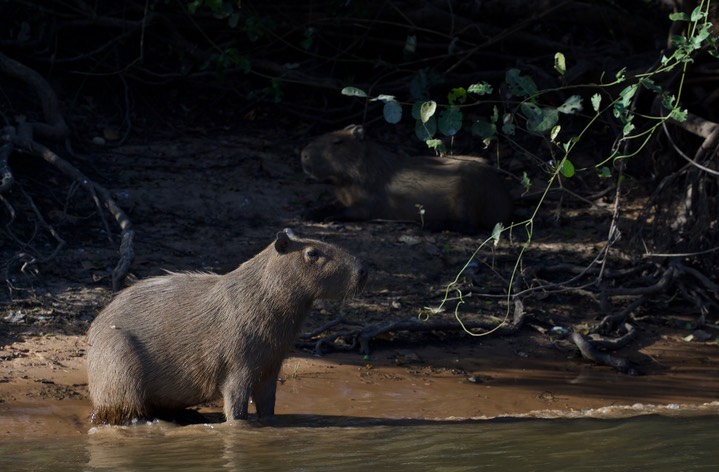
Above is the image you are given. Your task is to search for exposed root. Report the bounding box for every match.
[0,51,134,291]
[570,328,640,375]
[300,301,525,355]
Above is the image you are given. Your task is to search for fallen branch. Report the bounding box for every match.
[570,331,640,375]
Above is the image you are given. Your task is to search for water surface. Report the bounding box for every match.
[2,412,717,471]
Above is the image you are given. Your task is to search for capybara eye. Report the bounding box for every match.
[305,248,320,260]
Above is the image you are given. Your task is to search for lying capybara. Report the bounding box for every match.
[87,228,367,425]
[300,124,513,233]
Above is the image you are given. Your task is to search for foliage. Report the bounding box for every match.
[341,1,719,334]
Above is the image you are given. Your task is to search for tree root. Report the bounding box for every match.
[570,327,640,375]
[300,300,525,355]
[0,51,134,291]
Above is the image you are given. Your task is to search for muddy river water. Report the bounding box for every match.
[1,408,718,471]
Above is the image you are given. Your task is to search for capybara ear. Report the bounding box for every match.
[274,229,293,253]
[351,125,365,140]
[343,124,364,140]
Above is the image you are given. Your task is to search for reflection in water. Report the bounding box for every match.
[1,412,718,471]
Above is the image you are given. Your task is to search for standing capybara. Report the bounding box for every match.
[300,124,513,233]
[87,228,367,425]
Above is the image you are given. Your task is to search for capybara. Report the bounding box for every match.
[87,228,367,425]
[300,124,513,233]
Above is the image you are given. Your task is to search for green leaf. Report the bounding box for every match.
[468,81,493,95]
[372,94,396,102]
[522,103,559,135]
[438,106,463,136]
[411,101,422,120]
[662,93,676,110]
[671,34,688,48]
[623,121,635,136]
[425,139,446,152]
[415,117,437,140]
[550,125,561,142]
[669,12,690,21]
[448,87,467,105]
[383,100,403,124]
[505,69,538,98]
[491,223,504,245]
[591,93,602,112]
[557,95,583,114]
[342,86,368,98]
[420,100,437,123]
[404,34,417,55]
[639,78,663,93]
[559,159,575,178]
[690,6,704,21]
[471,120,496,141]
[520,171,531,190]
[598,166,612,179]
[521,102,542,121]
[491,105,499,123]
[188,0,201,14]
[228,12,240,28]
[691,24,712,49]
[554,52,566,76]
[619,84,638,107]
[669,107,688,122]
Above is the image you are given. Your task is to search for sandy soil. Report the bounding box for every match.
[1,125,718,439]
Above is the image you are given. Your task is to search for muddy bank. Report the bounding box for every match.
[1,332,718,439]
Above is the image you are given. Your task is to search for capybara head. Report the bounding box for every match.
[300,124,368,184]
[267,228,368,301]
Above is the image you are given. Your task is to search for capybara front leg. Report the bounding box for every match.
[222,382,251,422]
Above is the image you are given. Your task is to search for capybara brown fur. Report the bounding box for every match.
[301,124,513,233]
[87,228,367,425]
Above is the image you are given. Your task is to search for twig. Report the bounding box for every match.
[19,186,66,262]
[0,126,15,192]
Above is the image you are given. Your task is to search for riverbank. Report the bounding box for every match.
[2,330,718,439]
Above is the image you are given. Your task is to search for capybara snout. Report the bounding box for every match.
[87,228,366,425]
